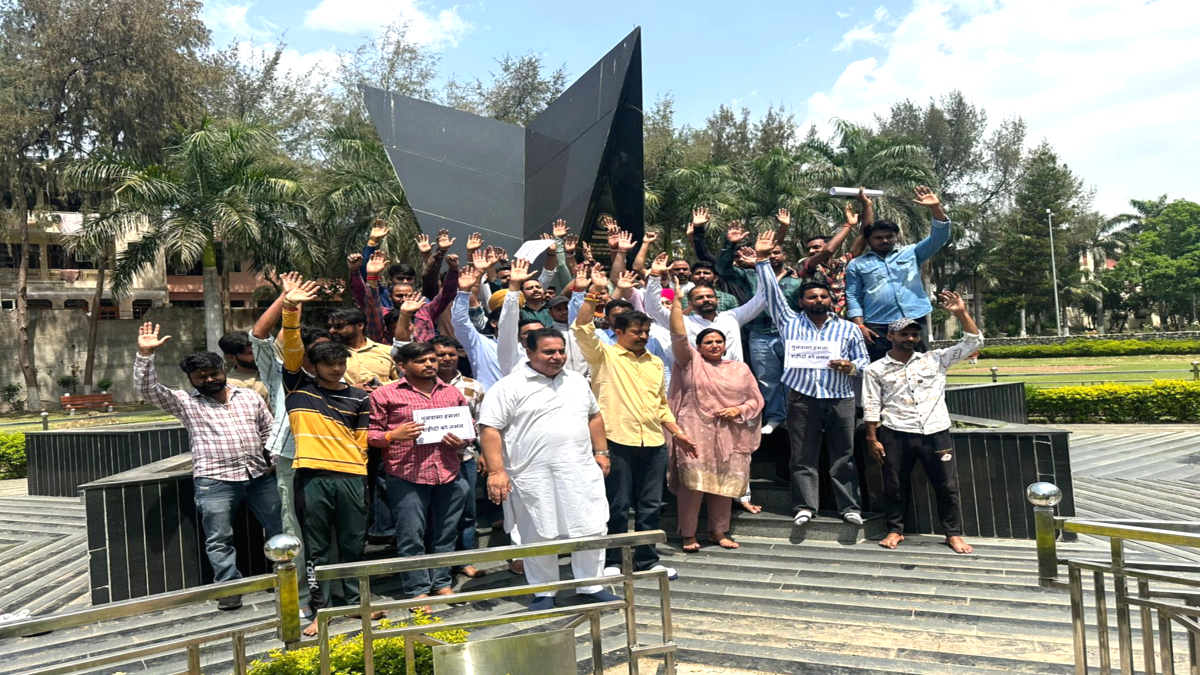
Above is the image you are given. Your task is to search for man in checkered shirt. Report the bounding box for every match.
[133,323,281,611]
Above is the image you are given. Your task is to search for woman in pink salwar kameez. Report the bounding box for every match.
[666,283,764,552]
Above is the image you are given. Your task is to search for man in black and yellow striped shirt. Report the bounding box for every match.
[280,282,379,636]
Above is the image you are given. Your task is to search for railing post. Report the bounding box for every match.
[265,534,303,646]
[40,411,49,430]
[1027,482,1063,586]
[990,366,999,382]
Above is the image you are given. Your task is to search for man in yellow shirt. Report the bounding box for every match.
[573,270,696,580]
[327,307,397,388]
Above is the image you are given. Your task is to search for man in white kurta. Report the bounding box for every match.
[478,327,619,611]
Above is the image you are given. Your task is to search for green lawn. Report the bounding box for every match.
[0,404,176,434]
[948,353,1200,388]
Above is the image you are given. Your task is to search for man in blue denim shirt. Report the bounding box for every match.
[845,187,950,362]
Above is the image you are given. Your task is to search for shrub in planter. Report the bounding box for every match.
[57,375,79,394]
[981,338,1200,359]
[247,611,467,675]
[97,377,114,392]
[0,432,27,479]
[1027,380,1200,423]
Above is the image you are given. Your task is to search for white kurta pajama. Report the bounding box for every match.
[478,365,609,597]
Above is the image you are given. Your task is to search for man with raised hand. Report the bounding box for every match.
[751,231,870,530]
[479,327,621,611]
[864,292,982,555]
[845,186,951,362]
[133,322,279,611]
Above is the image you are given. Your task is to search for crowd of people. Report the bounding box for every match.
[134,186,984,630]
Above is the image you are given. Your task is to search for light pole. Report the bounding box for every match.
[1047,208,1063,337]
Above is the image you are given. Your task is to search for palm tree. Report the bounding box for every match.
[644,155,740,259]
[803,119,936,240]
[1108,194,1168,237]
[64,117,311,353]
[729,147,827,248]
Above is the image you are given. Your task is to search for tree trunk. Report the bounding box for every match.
[82,252,107,393]
[202,238,225,353]
[13,186,44,411]
[972,274,984,332]
[1095,292,1105,334]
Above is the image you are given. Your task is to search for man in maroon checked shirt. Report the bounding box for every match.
[368,341,470,603]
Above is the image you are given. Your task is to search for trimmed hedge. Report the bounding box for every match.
[981,338,1200,359]
[1027,380,1200,423]
[0,432,25,479]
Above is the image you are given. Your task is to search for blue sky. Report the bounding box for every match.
[204,0,1200,216]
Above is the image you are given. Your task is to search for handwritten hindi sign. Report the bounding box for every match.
[512,239,555,263]
[413,406,476,445]
[784,340,842,369]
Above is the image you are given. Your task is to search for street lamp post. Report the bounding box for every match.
[1047,208,1063,337]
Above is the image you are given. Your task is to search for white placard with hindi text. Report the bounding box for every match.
[512,239,555,263]
[413,406,476,445]
[784,340,842,369]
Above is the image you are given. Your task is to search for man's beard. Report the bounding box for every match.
[236,356,256,370]
[807,305,830,315]
[197,381,225,396]
[328,332,350,344]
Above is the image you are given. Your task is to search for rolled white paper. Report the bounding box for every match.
[829,187,884,198]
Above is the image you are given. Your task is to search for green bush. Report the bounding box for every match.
[247,611,467,675]
[0,432,27,479]
[1028,380,1200,423]
[2,383,24,412]
[981,338,1200,359]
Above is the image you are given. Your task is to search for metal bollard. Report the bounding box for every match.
[40,411,49,430]
[990,366,999,383]
[1192,361,1199,381]
[1027,482,1063,586]
[265,534,303,646]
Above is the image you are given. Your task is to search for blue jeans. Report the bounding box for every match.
[386,475,465,597]
[749,332,786,426]
[604,441,668,571]
[455,458,478,553]
[193,473,283,583]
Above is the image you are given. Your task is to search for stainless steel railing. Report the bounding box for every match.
[309,529,677,675]
[0,533,303,675]
[1029,482,1200,675]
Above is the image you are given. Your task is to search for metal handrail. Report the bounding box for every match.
[309,530,676,675]
[955,361,1200,384]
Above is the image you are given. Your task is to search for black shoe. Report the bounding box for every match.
[528,596,556,612]
[217,594,243,611]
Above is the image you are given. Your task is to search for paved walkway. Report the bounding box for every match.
[0,479,91,616]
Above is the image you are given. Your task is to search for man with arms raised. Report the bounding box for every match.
[864,292,982,555]
[479,327,621,611]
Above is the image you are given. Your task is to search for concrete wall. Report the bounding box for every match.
[1,308,265,406]
[930,330,1200,350]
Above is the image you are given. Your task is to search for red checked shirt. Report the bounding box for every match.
[368,377,467,485]
[134,354,274,481]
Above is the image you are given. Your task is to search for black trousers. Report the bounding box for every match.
[786,393,860,515]
[877,427,962,536]
[864,315,928,363]
[604,440,668,570]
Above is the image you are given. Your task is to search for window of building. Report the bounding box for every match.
[165,243,240,275]
[46,244,94,270]
[0,244,15,268]
[230,300,246,308]
[98,299,119,320]
[64,299,89,311]
[27,299,53,310]
[170,300,205,308]
[132,299,153,319]
[26,244,41,270]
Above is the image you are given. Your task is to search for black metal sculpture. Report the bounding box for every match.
[364,27,643,257]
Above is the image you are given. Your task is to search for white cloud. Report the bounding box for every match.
[230,41,342,81]
[303,0,472,46]
[836,9,853,18]
[203,1,274,39]
[873,6,889,21]
[804,0,1200,215]
[834,23,885,51]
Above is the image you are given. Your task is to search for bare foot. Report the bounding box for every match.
[946,536,974,554]
[508,559,525,575]
[410,593,431,614]
[710,533,739,549]
[348,610,387,621]
[302,618,320,637]
[433,587,455,596]
[738,500,763,514]
[460,565,487,578]
[681,536,701,553]
[879,533,904,550]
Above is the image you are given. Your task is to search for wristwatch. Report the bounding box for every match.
[594,451,611,457]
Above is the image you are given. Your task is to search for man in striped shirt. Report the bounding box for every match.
[751,232,870,528]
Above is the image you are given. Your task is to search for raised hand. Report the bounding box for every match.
[775,208,791,227]
[857,186,871,204]
[564,234,578,255]
[754,229,777,257]
[458,266,480,291]
[650,252,670,277]
[366,250,388,276]
[581,241,594,262]
[466,232,483,252]
[726,221,747,243]
[938,290,967,313]
[285,280,321,305]
[369,219,390,241]
[643,229,659,245]
[616,270,638,291]
[279,271,303,295]
[445,253,460,270]
[137,322,172,355]
[736,246,758,267]
[509,258,533,287]
[616,230,637,252]
[540,232,557,254]
[472,250,492,272]
[692,206,710,228]
[415,234,432,256]
[844,201,859,227]
[347,253,364,272]
[495,247,508,262]
[590,265,609,290]
[399,293,427,314]
[436,228,456,250]
[552,219,568,238]
[912,186,940,208]
[574,260,593,291]
[604,217,620,249]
